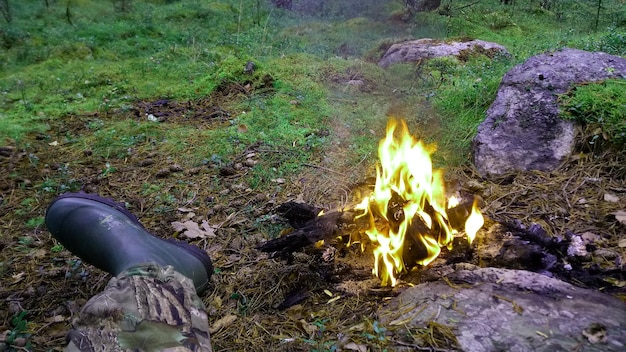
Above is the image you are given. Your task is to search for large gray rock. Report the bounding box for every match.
[473,48,626,177]
[378,38,509,68]
[378,266,626,352]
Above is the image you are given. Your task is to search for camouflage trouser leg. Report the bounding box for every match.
[65,264,212,352]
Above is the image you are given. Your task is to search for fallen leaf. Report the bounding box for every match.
[297,319,318,337]
[171,220,216,239]
[210,314,237,333]
[45,315,67,323]
[344,342,368,352]
[618,239,626,248]
[604,193,620,203]
[613,210,626,226]
[581,232,600,244]
[31,248,47,258]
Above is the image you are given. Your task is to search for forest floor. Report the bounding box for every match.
[1,72,625,352]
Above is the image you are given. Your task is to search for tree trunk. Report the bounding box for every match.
[0,0,12,23]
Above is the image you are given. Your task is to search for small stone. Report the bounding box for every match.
[604,193,620,203]
[7,301,21,315]
[12,337,27,347]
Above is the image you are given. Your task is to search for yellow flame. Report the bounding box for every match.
[355,118,484,286]
[464,198,484,244]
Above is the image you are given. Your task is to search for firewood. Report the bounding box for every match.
[257,211,342,255]
[275,201,323,229]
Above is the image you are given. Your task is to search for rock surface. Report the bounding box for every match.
[378,265,626,352]
[378,38,509,68]
[473,48,626,177]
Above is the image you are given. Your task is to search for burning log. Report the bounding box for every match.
[258,200,479,265]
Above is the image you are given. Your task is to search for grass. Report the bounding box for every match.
[2,0,624,169]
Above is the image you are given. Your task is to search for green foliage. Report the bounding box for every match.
[560,79,626,145]
[572,28,626,56]
[7,311,31,349]
[25,216,45,229]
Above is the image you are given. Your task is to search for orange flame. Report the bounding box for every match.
[355,118,483,286]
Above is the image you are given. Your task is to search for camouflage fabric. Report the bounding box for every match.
[65,264,212,352]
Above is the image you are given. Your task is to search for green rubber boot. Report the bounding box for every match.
[45,192,213,293]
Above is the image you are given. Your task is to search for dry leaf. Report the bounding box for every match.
[344,342,368,352]
[45,315,67,323]
[297,319,318,337]
[171,220,216,239]
[613,210,626,226]
[210,314,237,333]
[11,272,25,284]
[604,193,620,203]
[618,239,626,248]
[31,248,48,258]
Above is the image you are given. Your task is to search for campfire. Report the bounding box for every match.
[259,118,484,287]
[352,118,484,286]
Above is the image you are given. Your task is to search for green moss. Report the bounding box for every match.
[560,79,626,145]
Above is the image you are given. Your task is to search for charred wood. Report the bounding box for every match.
[257,211,342,256]
[275,201,323,229]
